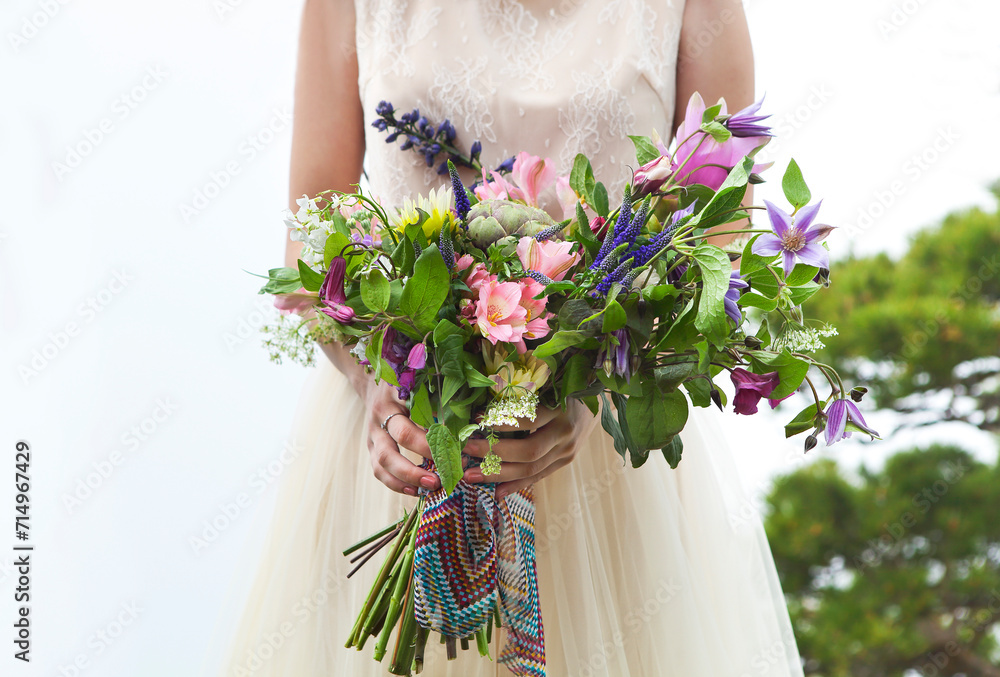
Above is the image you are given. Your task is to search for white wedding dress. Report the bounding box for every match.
[207,0,805,675]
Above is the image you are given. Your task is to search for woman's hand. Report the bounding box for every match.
[362,378,442,496]
[461,398,598,500]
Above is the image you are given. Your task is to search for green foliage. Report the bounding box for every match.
[765,445,1000,675]
[807,199,1000,432]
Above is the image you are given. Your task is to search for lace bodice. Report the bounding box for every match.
[354,0,685,210]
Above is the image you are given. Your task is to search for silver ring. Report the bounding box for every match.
[380,412,402,434]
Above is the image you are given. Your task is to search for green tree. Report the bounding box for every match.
[765,445,1000,675]
[805,195,1000,433]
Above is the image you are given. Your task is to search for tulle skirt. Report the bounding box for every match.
[206,358,804,676]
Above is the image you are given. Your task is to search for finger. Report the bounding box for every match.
[373,434,440,491]
[495,456,572,500]
[371,463,418,496]
[462,460,542,485]
[482,406,559,433]
[463,418,568,463]
[387,413,433,458]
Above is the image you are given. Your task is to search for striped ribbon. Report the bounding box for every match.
[413,458,545,676]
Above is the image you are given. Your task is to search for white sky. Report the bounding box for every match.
[1,0,998,674]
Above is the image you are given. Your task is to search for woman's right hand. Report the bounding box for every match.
[361,378,442,496]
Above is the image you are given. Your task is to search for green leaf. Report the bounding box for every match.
[296,260,326,292]
[574,202,600,258]
[785,264,819,287]
[561,353,593,401]
[426,423,463,495]
[739,292,779,311]
[457,424,480,444]
[361,269,391,312]
[749,269,781,299]
[323,232,350,268]
[610,392,645,467]
[532,330,588,359]
[400,244,450,335]
[661,435,683,468]
[739,234,770,278]
[441,376,464,408]
[692,244,733,348]
[259,267,301,295]
[752,350,809,400]
[570,153,596,205]
[782,159,812,211]
[602,300,628,333]
[559,299,604,336]
[625,384,689,454]
[410,385,434,428]
[592,182,610,218]
[702,103,723,124]
[683,377,712,408]
[628,135,661,165]
[687,157,753,231]
[784,403,819,438]
[654,360,699,392]
[788,281,822,306]
[598,393,629,464]
[701,120,732,143]
[462,362,496,389]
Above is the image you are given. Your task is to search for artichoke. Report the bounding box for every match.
[466,199,555,248]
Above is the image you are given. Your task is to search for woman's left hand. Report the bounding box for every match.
[460,398,598,500]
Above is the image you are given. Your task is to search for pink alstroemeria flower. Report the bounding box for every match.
[319,256,355,322]
[513,277,552,352]
[515,236,581,282]
[509,152,556,207]
[273,288,318,316]
[463,262,491,292]
[474,278,528,345]
[474,169,522,202]
[670,92,772,190]
[555,176,578,220]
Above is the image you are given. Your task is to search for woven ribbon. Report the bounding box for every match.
[413,458,545,677]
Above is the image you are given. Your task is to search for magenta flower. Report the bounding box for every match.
[319,256,354,322]
[752,200,835,274]
[824,399,880,446]
[671,92,772,190]
[631,155,673,199]
[406,343,426,370]
[730,368,780,415]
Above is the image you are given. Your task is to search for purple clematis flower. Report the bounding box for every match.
[725,271,748,325]
[752,200,835,275]
[319,256,355,322]
[724,97,774,138]
[598,329,631,381]
[731,368,780,415]
[824,398,880,446]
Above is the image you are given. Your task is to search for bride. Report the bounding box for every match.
[213,0,805,675]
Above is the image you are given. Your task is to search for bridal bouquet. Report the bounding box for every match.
[258,94,878,676]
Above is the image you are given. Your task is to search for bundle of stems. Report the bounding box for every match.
[343,498,501,675]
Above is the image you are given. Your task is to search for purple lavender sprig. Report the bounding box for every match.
[447,160,471,221]
[372,100,481,175]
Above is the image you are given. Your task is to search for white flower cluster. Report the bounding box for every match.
[480,390,539,428]
[260,312,346,367]
[284,195,350,271]
[261,313,316,367]
[774,325,839,353]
